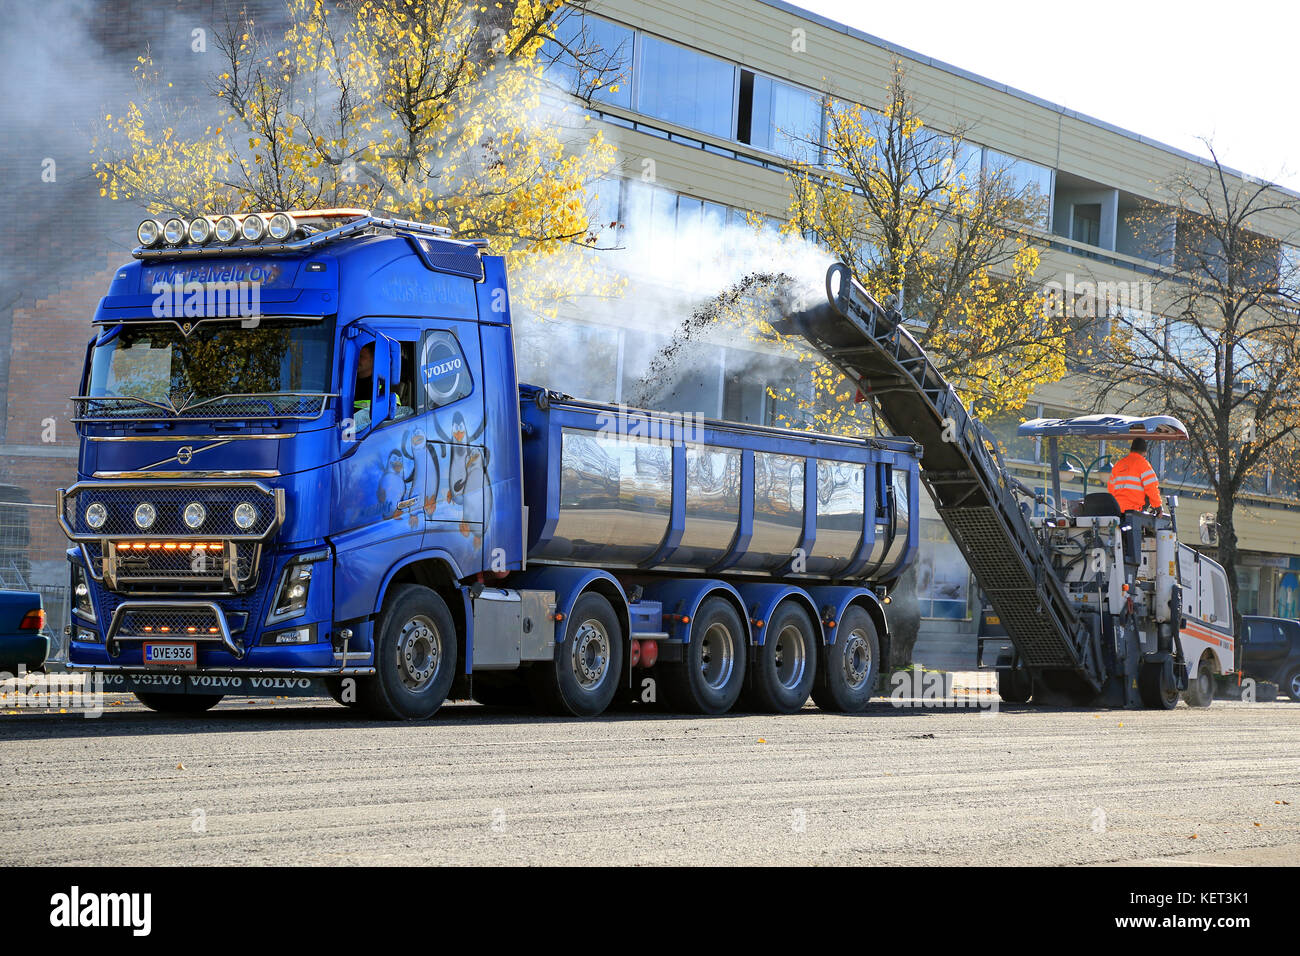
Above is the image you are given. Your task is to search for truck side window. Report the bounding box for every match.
[393,341,417,420]
[420,330,472,409]
[352,335,376,427]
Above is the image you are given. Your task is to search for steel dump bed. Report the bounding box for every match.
[519,385,921,583]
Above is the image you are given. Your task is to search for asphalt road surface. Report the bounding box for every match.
[2,690,1298,866]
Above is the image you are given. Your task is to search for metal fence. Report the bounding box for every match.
[0,494,71,665]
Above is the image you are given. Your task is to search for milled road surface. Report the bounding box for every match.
[1,692,1298,865]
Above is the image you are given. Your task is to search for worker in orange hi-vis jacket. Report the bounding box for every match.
[1107,437,1163,513]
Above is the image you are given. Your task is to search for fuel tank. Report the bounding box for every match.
[519,386,921,584]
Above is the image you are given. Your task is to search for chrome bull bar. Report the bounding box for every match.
[106,600,243,660]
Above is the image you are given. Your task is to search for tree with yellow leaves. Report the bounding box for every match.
[784,63,1072,424]
[92,0,617,311]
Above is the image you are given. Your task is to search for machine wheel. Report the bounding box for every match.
[362,584,458,720]
[1284,668,1300,702]
[1181,656,1216,708]
[661,597,747,715]
[1139,659,1179,710]
[744,602,818,714]
[529,592,623,717]
[811,605,879,712]
[997,668,1034,704]
[134,692,223,713]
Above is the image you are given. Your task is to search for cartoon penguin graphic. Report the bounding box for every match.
[425,409,491,549]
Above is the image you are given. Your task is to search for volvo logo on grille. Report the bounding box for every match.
[176,446,194,465]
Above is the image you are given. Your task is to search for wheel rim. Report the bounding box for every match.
[841,628,873,691]
[397,614,441,691]
[699,622,735,691]
[570,619,610,689]
[773,623,807,691]
[1290,672,1300,699]
[1199,669,1213,697]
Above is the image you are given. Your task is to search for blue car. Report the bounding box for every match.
[0,590,48,672]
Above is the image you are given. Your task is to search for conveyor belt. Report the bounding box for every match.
[776,264,1102,685]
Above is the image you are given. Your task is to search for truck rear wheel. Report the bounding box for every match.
[529,592,623,717]
[811,605,878,712]
[1182,655,1215,708]
[1139,659,1179,710]
[134,692,223,713]
[363,584,458,720]
[661,597,747,715]
[997,668,1033,704]
[744,602,818,714]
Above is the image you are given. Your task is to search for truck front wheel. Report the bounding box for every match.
[363,584,458,720]
[743,602,818,714]
[661,597,747,715]
[811,605,879,712]
[134,692,223,713]
[529,592,624,717]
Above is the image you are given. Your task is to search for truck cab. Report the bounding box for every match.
[62,210,523,713]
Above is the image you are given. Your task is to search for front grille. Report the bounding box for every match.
[72,393,327,422]
[97,580,262,634]
[114,606,226,640]
[62,482,281,538]
[105,541,260,592]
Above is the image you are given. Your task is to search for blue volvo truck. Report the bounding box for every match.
[60,209,921,718]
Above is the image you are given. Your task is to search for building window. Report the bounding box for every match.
[917,519,973,621]
[636,34,736,139]
[984,149,1053,230]
[736,70,822,163]
[1071,203,1101,246]
[541,12,633,109]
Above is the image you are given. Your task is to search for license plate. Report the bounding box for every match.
[986,616,1001,626]
[143,642,198,667]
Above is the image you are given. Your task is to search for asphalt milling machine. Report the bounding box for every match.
[776,263,1235,709]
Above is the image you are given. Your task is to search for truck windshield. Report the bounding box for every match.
[85,318,333,418]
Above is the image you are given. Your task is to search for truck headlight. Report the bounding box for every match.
[241,214,266,242]
[134,502,157,529]
[214,216,239,243]
[267,212,296,241]
[137,219,163,247]
[183,502,207,529]
[233,502,257,530]
[162,218,187,245]
[71,561,95,624]
[267,561,314,624]
[85,502,108,530]
[187,217,215,245]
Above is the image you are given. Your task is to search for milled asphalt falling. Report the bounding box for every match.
[1,691,1297,866]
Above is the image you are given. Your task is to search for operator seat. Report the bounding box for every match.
[1079,492,1122,518]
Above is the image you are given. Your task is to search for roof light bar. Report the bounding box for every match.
[132,208,460,259]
